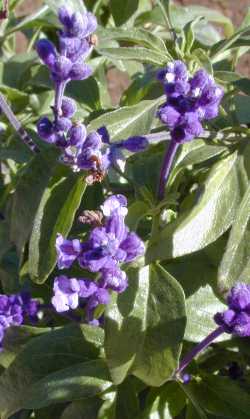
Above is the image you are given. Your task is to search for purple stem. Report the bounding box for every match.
[158,138,179,201]
[0,93,40,153]
[54,81,66,121]
[176,326,224,377]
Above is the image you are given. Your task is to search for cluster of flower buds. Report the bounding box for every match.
[52,195,145,325]
[36,6,149,183]
[214,283,250,337]
[0,292,39,350]
[157,61,224,144]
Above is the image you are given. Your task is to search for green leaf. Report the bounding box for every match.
[180,383,208,419]
[28,169,86,283]
[66,78,101,112]
[147,153,243,262]
[234,95,250,124]
[170,3,234,37]
[183,17,204,54]
[88,99,161,141]
[171,139,227,182]
[186,375,250,419]
[110,0,139,26]
[233,78,250,94]
[10,148,59,258]
[165,250,227,342]
[98,47,168,66]
[210,25,250,59]
[105,264,186,386]
[61,399,101,419]
[0,324,104,418]
[97,27,168,54]
[22,360,111,411]
[143,381,186,418]
[113,378,140,419]
[218,183,250,292]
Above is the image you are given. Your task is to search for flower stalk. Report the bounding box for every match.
[0,93,40,154]
[175,326,224,378]
[158,138,179,201]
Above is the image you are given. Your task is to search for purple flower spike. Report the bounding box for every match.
[51,195,145,325]
[156,61,223,200]
[56,234,82,269]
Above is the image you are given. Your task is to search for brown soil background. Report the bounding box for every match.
[15,0,250,104]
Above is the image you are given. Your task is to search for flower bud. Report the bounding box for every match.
[51,56,72,82]
[68,123,87,146]
[69,62,92,81]
[84,132,102,149]
[58,6,73,28]
[70,12,88,37]
[122,136,149,152]
[61,97,77,118]
[55,117,72,133]
[37,117,56,143]
[36,39,56,68]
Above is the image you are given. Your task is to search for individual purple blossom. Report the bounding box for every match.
[100,194,128,217]
[214,283,250,337]
[56,234,82,269]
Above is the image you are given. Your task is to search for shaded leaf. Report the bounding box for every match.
[88,99,161,141]
[0,324,104,418]
[105,264,186,386]
[28,169,86,283]
[147,153,243,261]
[218,183,250,292]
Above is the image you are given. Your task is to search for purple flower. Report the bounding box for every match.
[101,194,128,217]
[120,232,145,262]
[37,117,56,143]
[214,283,250,337]
[0,292,39,350]
[52,276,81,312]
[156,61,223,144]
[172,112,203,144]
[228,283,250,311]
[100,264,128,293]
[56,234,82,269]
[157,104,180,128]
[52,195,145,325]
